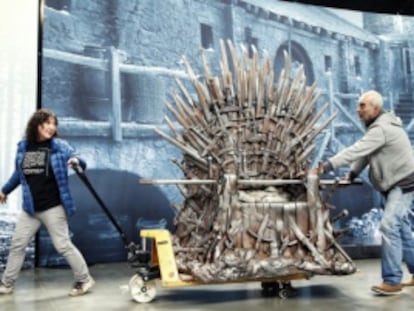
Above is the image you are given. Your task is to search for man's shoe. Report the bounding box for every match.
[0,281,14,294]
[402,276,414,287]
[68,277,95,297]
[371,282,402,296]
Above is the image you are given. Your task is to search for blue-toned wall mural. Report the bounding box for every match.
[37,0,414,265]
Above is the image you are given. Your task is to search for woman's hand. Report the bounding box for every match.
[67,157,83,173]
[0,192,7,204]
[67,157,80,168]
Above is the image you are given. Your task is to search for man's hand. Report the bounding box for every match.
[308,162,324,175]
[0,192,7,204]
[308,167,320,175]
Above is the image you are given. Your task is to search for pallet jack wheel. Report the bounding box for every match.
[261,281,296,299]
[129,274,157,303]
[278,282,297,299]
[278,288,289,299]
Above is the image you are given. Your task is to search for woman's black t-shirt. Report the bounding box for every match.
[22,140,61,212]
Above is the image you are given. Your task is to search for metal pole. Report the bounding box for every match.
[108,47,122,141]
[140,178,357,186]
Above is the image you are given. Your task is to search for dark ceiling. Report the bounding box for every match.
[280,0,414,15]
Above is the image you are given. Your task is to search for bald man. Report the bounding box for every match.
[310,90,414,296]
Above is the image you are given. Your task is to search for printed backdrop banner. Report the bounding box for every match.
[40,0,414,264]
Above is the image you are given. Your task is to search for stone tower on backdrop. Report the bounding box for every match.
[363,12,414,133]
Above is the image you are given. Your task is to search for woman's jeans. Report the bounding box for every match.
[380,187,414,285]
[1,205,90,287]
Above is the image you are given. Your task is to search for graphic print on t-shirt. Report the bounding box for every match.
[22,148,50,176]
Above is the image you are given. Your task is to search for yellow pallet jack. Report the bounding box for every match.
[74,167,308,303]
[129,229,309,303]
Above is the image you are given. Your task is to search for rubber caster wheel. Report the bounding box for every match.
[129,274,157,303]
[278,288,289,299]
[278,284,297,299]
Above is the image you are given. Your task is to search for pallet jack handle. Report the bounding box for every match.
[72,165,131,248]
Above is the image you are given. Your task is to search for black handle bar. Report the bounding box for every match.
[72,165,131,248]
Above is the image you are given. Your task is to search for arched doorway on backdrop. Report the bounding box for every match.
[274,41,315,85]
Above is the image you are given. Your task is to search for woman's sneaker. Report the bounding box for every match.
[0,281,13,294]
[69,277,95,297]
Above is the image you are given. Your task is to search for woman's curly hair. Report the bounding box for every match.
[25,109,59,142]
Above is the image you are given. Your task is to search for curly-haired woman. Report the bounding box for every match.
[0,109,94,296]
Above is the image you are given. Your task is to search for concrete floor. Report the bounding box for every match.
[1,259,414,311]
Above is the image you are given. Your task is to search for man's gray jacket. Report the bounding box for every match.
[328,112,414,192]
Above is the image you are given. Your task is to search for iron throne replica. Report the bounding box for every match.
[150,40,356,284]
